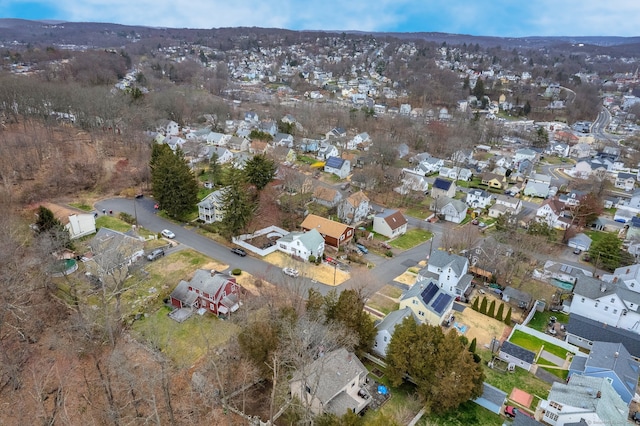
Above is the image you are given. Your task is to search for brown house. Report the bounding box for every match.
[300,214,354,249]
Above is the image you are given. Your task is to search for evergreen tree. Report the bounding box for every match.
[487,300,496,318]
[331,289,376,356]
[36,205,63,234]
[589,232,622,271]
[219,164,255,238]
[495,303,504,321]
[386,321,484,414]
[472,78,485,99]
[150,144,198,219]
[504,307,512,325]
[479,297,487,315]
[469,338,477,353]
[471,297,479,311]
[244,154,277,191]
[208,152,222,186]
[523,100,532,115]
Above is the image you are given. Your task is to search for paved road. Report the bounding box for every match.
[96,197,435,296]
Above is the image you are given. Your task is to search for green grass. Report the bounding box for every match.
[509,330,574,359]
[378,285,403,299]
[131,305,240,368]
[536,358,570,380]
[390,229,433,250]
[68,202,94,212]
[583,230,609,246]
[425,400,503,426]
[96,215,134,233]
[479,349,551,400]
[527,311,569,332]
[366,294,399,315]
[405,197,432,219]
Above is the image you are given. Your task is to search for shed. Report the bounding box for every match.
[568,233,592,252]
[472,382,507,414]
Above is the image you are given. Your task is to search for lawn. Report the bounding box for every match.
[131,305,240,368]
[509,330,574,359]
[405,197,432,220]
[390,229,433,250]
[527,311,569,332]
[425,400,502,426]
[378,285,403,299]
[68,202,94,212]
[583,230,609,246]
[479,349,551,400]
[366,293,399,315]
[96,215,134,233]
[536,358,569,380]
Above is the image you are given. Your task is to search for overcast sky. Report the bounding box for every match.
[3,0,639,37]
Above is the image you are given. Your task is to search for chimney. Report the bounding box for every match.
[614,351,619,358]
[613,276,618,283]
[211,269,216,277]
[600,283,607,292]
[596,391,601,399]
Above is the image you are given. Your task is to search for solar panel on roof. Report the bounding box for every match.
[431,293,452,314]
[420,283,439,305]
[326,156,343,168]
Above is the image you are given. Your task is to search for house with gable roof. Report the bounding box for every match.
[198,188,227,224]
[539,375,627,426]
[312,185,343,208]
[568,341,639,405]
[373,210,408,239]
[399,280,454,327]
[436,197,467,224]
[498,341,535,372]
[318,144,340,161]
[536,198,570,229]
[414,157,444,175]
[373,307,416,357]
[324,156,351,179]
[65,213,97,240]
[300,214,354,249]
[337,191,370,224]
[419,249,473,297]
[465,189,493,209]
[169,269,241,317]
[615,172,636,191]
[276,228,325,261]
[289,348,370,416]
[87,228,144,278]
[431,177,456,199]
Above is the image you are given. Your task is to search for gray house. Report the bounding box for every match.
[373,308,416,357]
[498,341,536,372]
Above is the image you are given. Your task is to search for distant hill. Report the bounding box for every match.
[0,18,638,52]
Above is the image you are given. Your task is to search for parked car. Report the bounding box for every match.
[504,406,517,418]
[471,219,479,225]
[161,229,175,239]
[632,411,640,424]
[573,247,582,255]
[231,247,247,257]
[356,243,369,254]
[147,248,165,261]
[204,182,213,189]
[282,267,300,277]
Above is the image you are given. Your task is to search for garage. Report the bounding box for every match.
[567,233,592,252]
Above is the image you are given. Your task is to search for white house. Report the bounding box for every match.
[615,172,636,192]
[494,194,522,214]
[373,308,416,357]
[420,249,472,297]
[276,229,325,261]
[209,146,234,164]
[337,191,370,224]
[536,198,569,229]
[198,188,227,223]
[438,197,467,224]
[465,189,493,209]
[373,210,408,239]
[317,144,340,160]
[324,156,351,179]
[498,341,535,372]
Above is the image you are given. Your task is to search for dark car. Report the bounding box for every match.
[231,247,247,257]
[633,411,640,425]
[147,248,165,261]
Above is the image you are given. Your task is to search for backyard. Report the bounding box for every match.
[390,229,433,250]
[509,329,575,360]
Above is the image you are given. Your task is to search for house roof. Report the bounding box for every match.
[567,314,640,358]
[291,348,367,406]
[443,198,468,214]
[433,177,453,191]
[376,307,416,333]
[345,191,369,208]
[429,250,469,277]
[468,189,491,198]
[325,156,345,169]
[294,229,325,252]
[501,341,536,364]
[568,233,592,247]
[300,214,353,239]
[170,280,199,306]
[576,341,640,397]
[547,375,627,424]
[538,198,565,215]
[197,188,226,208]
[473,382,507,414]
[376,210,407,230]
[502,286,532,304]
[313,185,341,202]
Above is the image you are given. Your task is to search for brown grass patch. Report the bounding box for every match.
[263,251,350,286]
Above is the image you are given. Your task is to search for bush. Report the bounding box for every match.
[119,212,135,224]
[479,297,487,315]
[504,307,512,325]
[308,255,316,263]
[487,300,496,318]
[231,268,242,276]
[385,250,393,257]
[495,303,504,321]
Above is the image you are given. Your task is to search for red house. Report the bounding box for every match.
[169,269,241,316]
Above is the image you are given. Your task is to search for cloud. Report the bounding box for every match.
[3,0,639,36]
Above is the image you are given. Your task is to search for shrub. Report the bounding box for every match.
[487,300,496,318]
[504,307,512,325]
[308,255,316,263]
[469,338,477,353]
[471,297,479,311]
[231,268,242,276]
[385,250,393,257]
[495,303,504,321]
[119,212,135,224]
[479,297,487,315]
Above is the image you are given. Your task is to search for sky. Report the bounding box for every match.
[2,0,639,37]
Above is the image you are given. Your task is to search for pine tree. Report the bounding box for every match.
[471,297,479,311]
[504,307,512,325]
[150,145,198,219]
[220,164,255,238]
[469,338,477,353]
[495,303,504,321]
[487,300,496,318]
[479,297,487,315]
[244,154,277,191]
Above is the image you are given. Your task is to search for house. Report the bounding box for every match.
[169,269,240,317]
[87,228,144,278]
[558,190,586,207]
[613,208,634,223]
[66,213,97,240]
[523,180,550,198]
[415,157,444,175]
[373,210,408,239]
[347,132,370,150]
[420,249,473,297]
[465,189,493,209]
[273,132,294,147]
[300,215,354,249]
[338,191,370,225]
[472,383,507,415]
[324,156,351,179]
[312,186,343,208]
[539,375,627,426]
[399,280,454,326]
[494,195,522,214]
[615,172,636,191]
[165,120,179,136]
[249,139,270,155]
[501,287,532,309]
[276,229,325,262]
[318,144,340,161]
[436,197,467,224]
[498,341,535,372]
[198,189,227,224]
[536,198,569,229]
[514,148,538,164]
[566,314,640,359]
[398,169,429,194]
[227,136,250,152]
[373,308,416,357]
[568,233,592,252]
[568,341,639,405]
[548,142,570,157]
[431,178,456,199]
[481,172,506,189]
[208,146,234,164]
[289,348,370,416]
[244,111,259,124]
[570,143,592,159]
[258,120,277,136]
